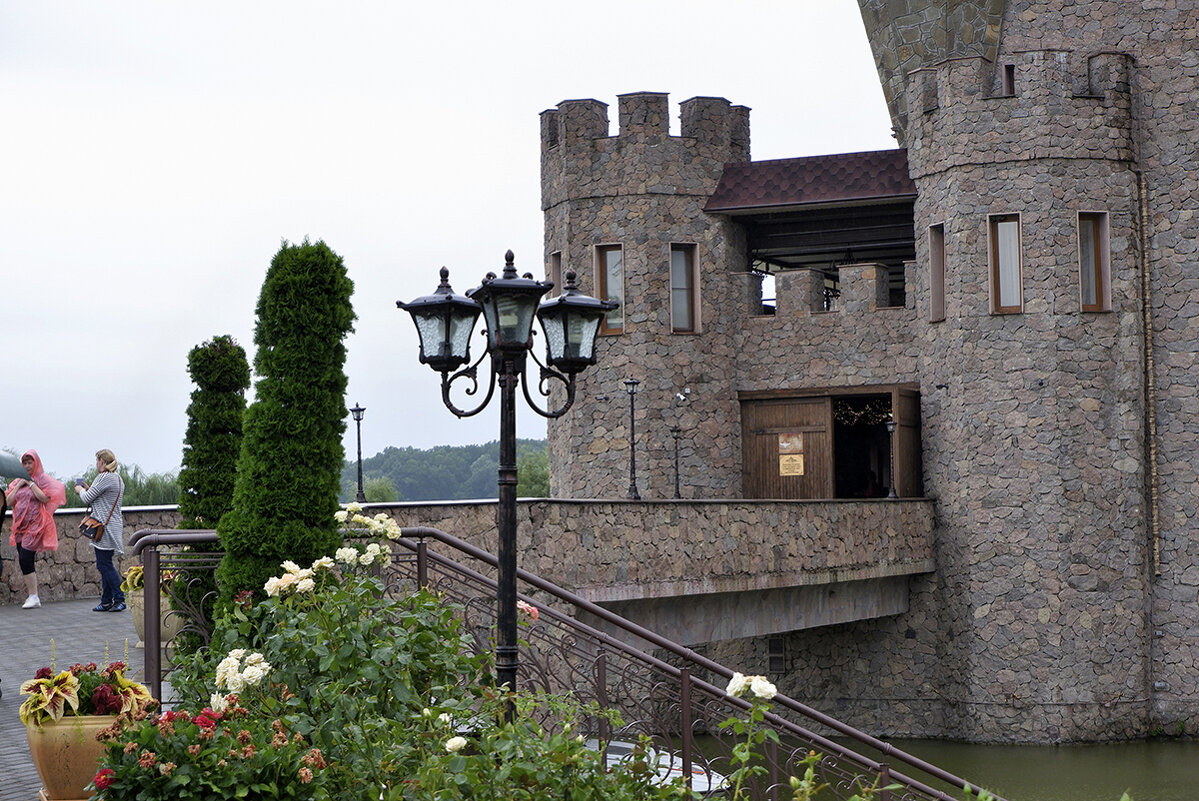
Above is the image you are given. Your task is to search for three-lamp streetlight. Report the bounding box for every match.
[398,251,616,712]
[350,403,366,503]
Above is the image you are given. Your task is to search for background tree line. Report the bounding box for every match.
[338,439,549,502]
[6,439,551,509]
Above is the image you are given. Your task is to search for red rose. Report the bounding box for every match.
[93,768,115,790]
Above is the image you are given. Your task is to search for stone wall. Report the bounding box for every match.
[2,506,181,606]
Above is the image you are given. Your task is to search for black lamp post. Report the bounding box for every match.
[885,418,898,499]
[350,403,366,503]
[671,426,681,499]
[398,251,615,715]
[624,378,641,500]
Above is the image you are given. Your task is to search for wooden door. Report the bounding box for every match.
[892,388,923,497]
[741,397,834,499]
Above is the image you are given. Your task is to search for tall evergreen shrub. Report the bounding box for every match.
[216,240,355,604]
[177,335,250,529]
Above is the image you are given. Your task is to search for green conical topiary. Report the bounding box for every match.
[216,239,356,605]
[177,334,251,529]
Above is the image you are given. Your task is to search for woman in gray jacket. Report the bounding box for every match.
[76,448,126,612]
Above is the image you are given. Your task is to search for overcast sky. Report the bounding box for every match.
[1,1,893,480]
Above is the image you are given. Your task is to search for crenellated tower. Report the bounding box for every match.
[540,92,751,500]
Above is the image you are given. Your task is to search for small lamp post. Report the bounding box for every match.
[885,418,898,499]
[399,252,615,715]
[624,378,641,500]
[671,426,681,499]
[350,403,366,503]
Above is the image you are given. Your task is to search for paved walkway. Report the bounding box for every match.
[0,598,137,801]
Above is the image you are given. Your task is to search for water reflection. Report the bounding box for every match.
[851,738,1199,801]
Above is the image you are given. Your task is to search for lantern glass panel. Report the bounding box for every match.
[483,293,538,349]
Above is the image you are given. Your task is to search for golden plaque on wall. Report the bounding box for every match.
[778,432,804,476]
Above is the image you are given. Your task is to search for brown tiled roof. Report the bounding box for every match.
[704,149,915,212]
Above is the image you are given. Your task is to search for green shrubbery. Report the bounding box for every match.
[216,240,355,606]
[177,334,250,530]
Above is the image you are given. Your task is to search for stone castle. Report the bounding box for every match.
[537,1,1199,742]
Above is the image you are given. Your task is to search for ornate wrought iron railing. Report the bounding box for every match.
[391,527,1002,801]
[129,528,222,703]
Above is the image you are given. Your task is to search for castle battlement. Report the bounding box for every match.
[540,92,749,211]
[905,50,1134,179]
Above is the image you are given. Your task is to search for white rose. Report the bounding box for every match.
[334,510,348,523]
[209,693,228,713]
[750,676,777,700]
[335,547,359,565]
[726,672,749,697]
[281,560,301,574]
[445,736,467,753]
[241,664,268,687]
[264,577,281,597]
[346,502,362,514]
[312,556,335,571]
[297,577,315,593]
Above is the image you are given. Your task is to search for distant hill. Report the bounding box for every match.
[339,439,548,502]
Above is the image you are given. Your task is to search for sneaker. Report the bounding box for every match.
[93,602,113,612]
[108,602,127,612]
[22,595,40,609]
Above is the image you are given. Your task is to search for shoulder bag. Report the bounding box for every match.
[79,476,124,543]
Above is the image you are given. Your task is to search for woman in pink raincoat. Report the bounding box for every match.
[5,450,66,608]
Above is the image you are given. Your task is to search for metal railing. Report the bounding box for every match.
[392,527,1002,801]
[130,525,1002,801]
[129,528,221,702]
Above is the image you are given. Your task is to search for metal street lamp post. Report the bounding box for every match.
[398,252,616,716]
[350,403,366,503]
[625,378,640,500]
[885,418,898,499]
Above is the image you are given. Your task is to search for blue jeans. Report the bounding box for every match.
[95,548,124,606]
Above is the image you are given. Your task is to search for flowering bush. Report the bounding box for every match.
[93,694,328,800]
[19,661,155,729]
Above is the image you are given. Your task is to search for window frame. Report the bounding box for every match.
[988,213,1023,314]
[669,243,699,333]
[595,244,624,335]
[1078,211,1110,312]
[928,223,946,323]
[548,251,562,298]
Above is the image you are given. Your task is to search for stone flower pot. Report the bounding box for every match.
[26,714,118,800]
[128,587,186,649]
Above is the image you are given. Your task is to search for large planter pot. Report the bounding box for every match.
[26,714,118,800]
[128,587,186,649]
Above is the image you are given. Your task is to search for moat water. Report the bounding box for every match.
[851,738,1199,801]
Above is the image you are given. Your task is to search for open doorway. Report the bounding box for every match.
[832,395,892,498]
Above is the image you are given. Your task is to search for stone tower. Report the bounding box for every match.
[540,92,751,500]
[856,0,1199,739]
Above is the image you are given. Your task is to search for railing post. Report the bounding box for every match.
[144,547,162,704]
[680,668,693,791]
[416,538,428,589]
[768,734,779,801]
[880,762,892,801]
[596,652,610,763]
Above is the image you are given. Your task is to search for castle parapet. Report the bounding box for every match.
[541,93,750,211]
[905,50,1134,179]
[773,264,897,317]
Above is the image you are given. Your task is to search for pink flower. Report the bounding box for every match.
[93,768,115,790]
[517,600,539,621]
